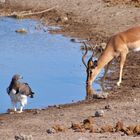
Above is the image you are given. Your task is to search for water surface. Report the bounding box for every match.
[0,17,102,113]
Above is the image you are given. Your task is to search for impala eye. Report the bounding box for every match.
[94,60,98,68]
[90,70,92,74]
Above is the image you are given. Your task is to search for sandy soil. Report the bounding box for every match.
[0,0,140,140]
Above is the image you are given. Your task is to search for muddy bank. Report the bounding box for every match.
[1,0,140,36]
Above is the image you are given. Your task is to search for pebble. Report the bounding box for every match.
[46,128,55,134]
[105,105,111,110]
[15,28,27,34]
[95,110,104,117]
[93,92,109,99]
[15,133,33,140]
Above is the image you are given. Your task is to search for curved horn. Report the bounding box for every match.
[82,42,88,68]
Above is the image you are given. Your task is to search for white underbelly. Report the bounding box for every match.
[134,47,140,52]
[9,89,27,105]
[128,40,140,52]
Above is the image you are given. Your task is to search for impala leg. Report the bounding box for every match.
[101,60,112,82]
[117,52,127,86]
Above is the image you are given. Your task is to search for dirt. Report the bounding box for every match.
[0,0,140,140]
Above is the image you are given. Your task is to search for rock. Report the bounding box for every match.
[70,38,76,42]
[105,105,111,110]
[46,128,55,134]
[0,121,4,126]
[33,110,40,115]
[61,15,68,22]
[15,133,33,140]
[100,42,107,50]
[93,92,109,99]
[95,110,104,117]
[7,109,15,114]
[15,28,27,34]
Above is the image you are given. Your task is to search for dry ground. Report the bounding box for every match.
[0,0,140,140]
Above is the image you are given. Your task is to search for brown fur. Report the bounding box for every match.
[86,26,140,86]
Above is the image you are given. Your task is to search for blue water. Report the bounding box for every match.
[0,17,102,113]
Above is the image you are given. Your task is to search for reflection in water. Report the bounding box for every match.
[85,83,107,100]
[85,84,95,100]
[81,41,108,100]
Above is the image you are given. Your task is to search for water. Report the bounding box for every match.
[0,17,102,113]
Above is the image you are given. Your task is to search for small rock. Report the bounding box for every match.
[15,133,33,140]
[7,109,15,114]
[93,92,109,99]
[0,121,5,126]
[15,28,27,34]
[95,110,104,117]
[105,105,111,110]
[61,16,68,22]
[46,128,55,134]
[100,42,107,50]
[33,110,40,115]
[70,38,76,42]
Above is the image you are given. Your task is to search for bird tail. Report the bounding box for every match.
[29,92,35,98]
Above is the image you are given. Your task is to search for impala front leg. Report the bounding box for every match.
[101,60,112,83]
[117,51,128,86]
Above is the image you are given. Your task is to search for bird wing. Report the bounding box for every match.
[18,83,34,97]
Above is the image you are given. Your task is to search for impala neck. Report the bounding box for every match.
[86,44,114,86]
[97,44,114,69]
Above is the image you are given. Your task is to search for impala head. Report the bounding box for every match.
[82,42,98,86]
[86,59,98,85]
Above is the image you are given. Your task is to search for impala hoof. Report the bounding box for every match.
[117,82,121,86]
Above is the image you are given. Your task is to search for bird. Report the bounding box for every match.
[7,74,35,113]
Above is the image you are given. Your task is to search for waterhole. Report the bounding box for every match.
[0,17,103,113]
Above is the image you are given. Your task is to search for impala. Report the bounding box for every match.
[83,26,140,86]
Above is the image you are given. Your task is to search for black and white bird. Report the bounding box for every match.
[7,74,35,113]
